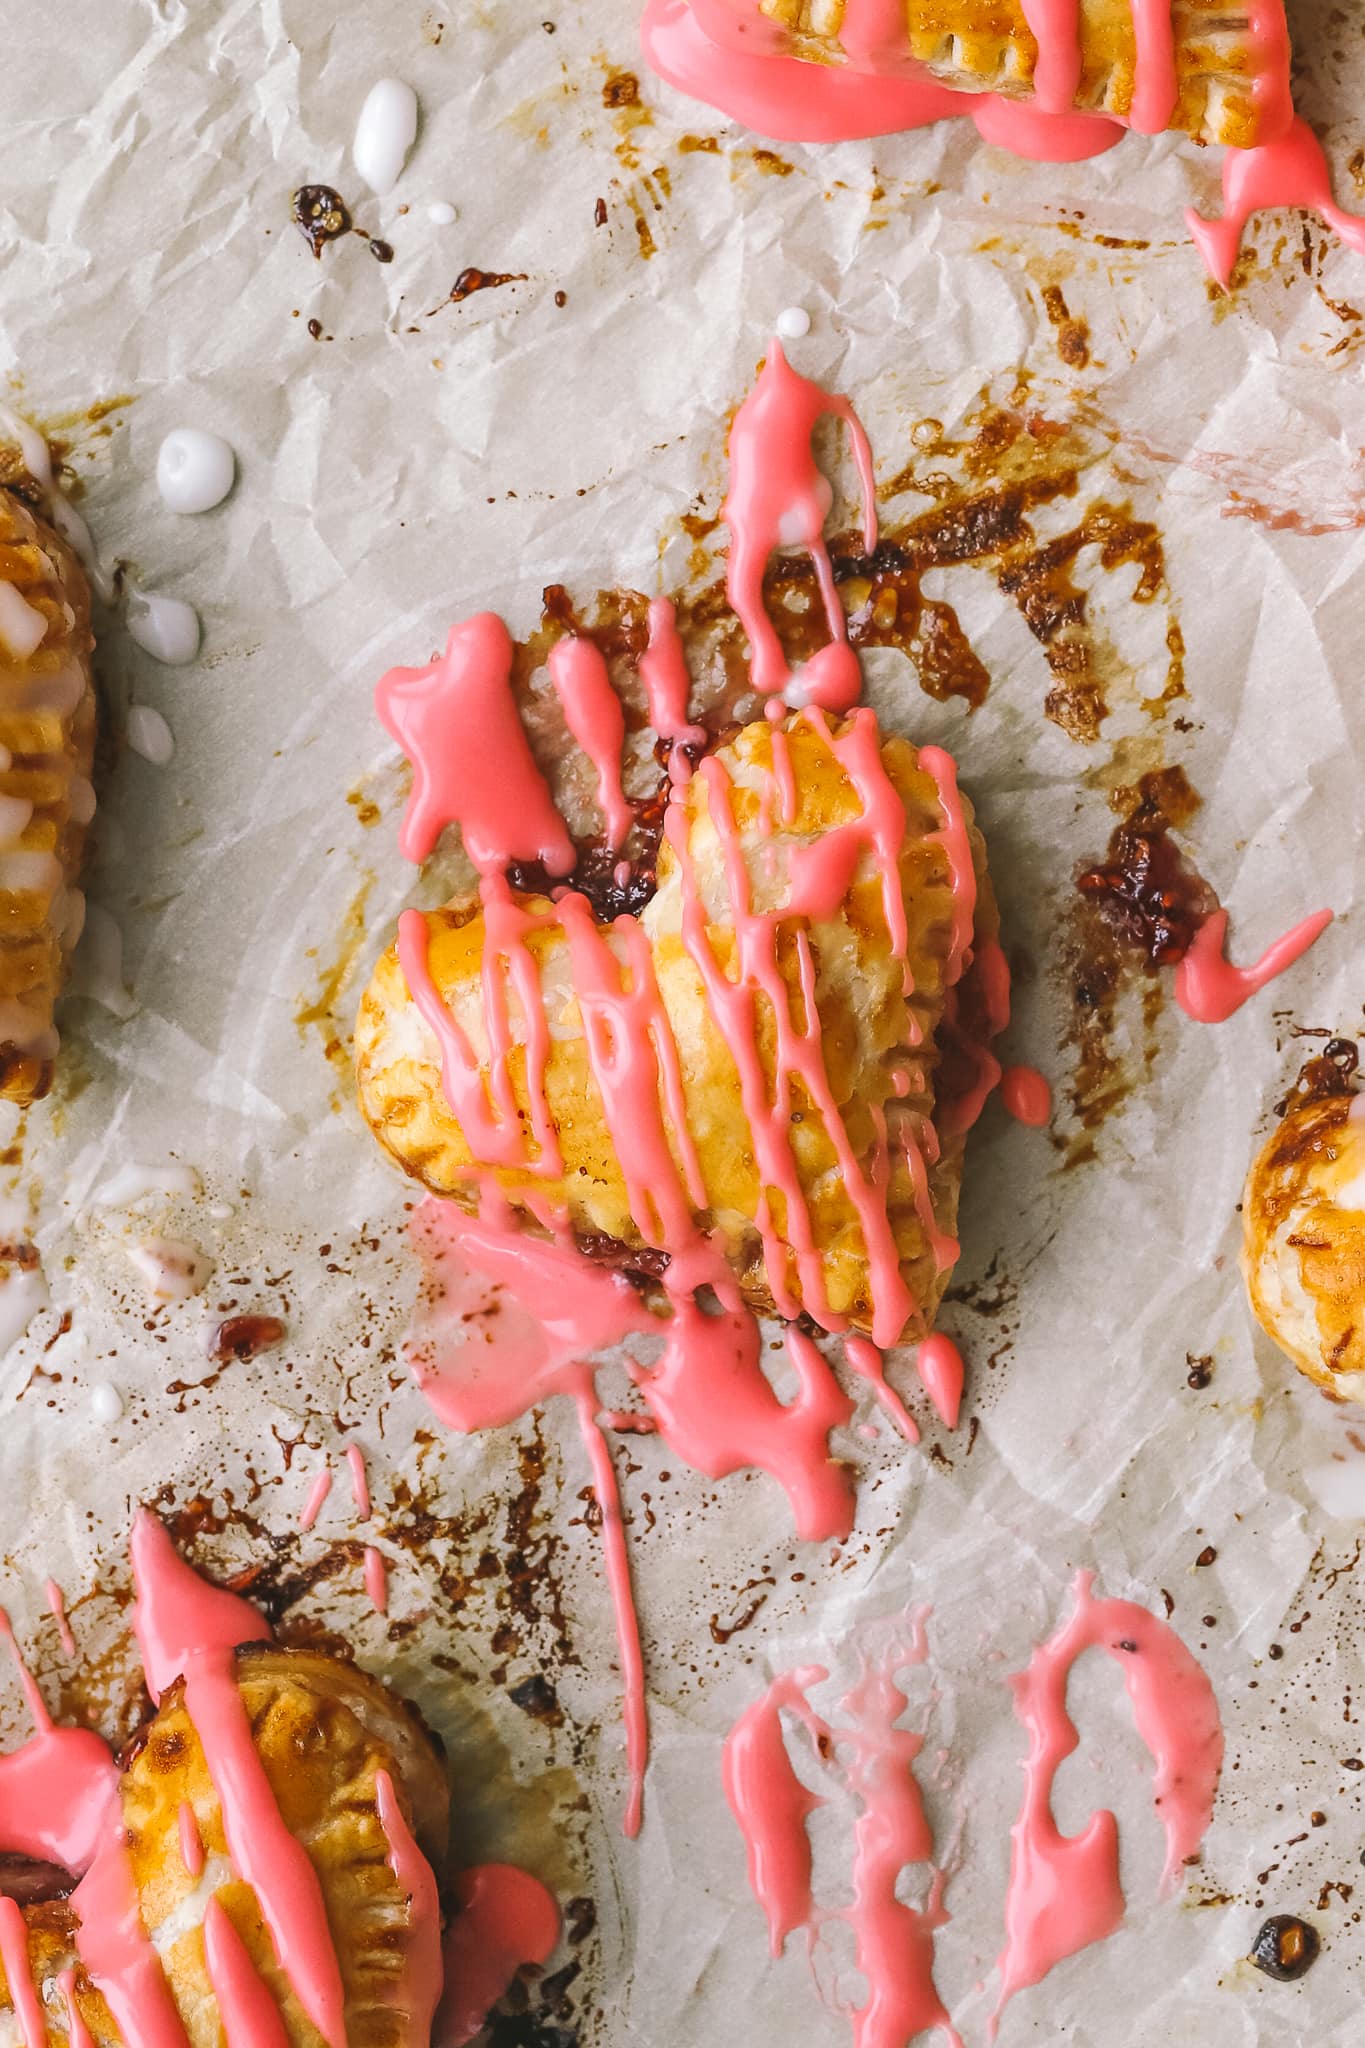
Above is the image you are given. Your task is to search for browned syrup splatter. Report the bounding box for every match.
[291,185,353,258]
[1040,283,1091,368]
[433,267,530,311]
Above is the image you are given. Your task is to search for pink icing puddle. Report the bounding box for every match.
[437,1863,561,2048]
[991,1572,1224,2032]
[363,1545,390,1616]
[0,1608,118,1872]
[915,1334,964,1431]
[376,611,575,874]
[1174,905,1333,1025]
[641,0,1364,277]
[723,1614,961,2046]
[723,340,876,712]
[345,1443,372,1518]
[298,1462,332,1532]
[999,1064,1052,1128]
[44,1579,77,1659]
[548,635,634,850]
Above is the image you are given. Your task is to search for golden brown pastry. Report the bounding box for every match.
[759,0,1285,147]
[357,712,998,1340]
[0,489,96,1103]
[1243,1088,1365,1400]
[0,1647,448,2047]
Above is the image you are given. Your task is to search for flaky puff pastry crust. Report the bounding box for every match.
[1243,1093,1365,1401]
[0,1648,448,2048]
[356,714,997,1339]
[758,0,1284,147]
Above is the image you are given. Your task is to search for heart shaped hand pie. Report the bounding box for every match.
[0,1644,446,2048]
[357,707,1000,1347]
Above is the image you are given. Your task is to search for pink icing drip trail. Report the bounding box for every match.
[0,1896,46,2048]
[44,1579,77,1658]
[58,1969,96,2048]
[299,1463,332,1532]
[1174,905,1333,1024]
[202,1896,291,2048]
[723,1619,960,2046]
[991,1572,1224,2032]
[177,1799,205,1879]
[844,1335,919,1445]
[345,1443,372,1518]
[376,1768,445,2044]
[364,1546,390,1616]
[915,1334,964,1431]
[723,340,876,713]
[642,0,1362,271]
[548,636,634,851]
[437,1864,561,2048]
[640,596,705,749]
[999,1064,1052,1128]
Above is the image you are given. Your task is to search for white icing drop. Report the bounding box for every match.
[156,428,236,516]
[776,305,812,340]
[89,1381,125,1425]
[207,1202,236,1221]
[126,591,200,667]
[127,1236,213,1304]
[427,200,457,226]
[0,1241,49,1356]
[68,902,137,1018]
[0,582,47,659]
[126,703,176,765]
[95,1161,202,1209]
[353,78,419,196]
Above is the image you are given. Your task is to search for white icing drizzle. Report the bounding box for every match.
[156,429,236,516]
[353,78,419,196]
[67,902,137,1019]
[125,591,200,667]
[126,704,176,765]
[94,1161,203,1209]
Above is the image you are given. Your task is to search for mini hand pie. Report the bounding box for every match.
[1243,1088,1365,1400]
[357,710,1000,1345]
[0,490,96,1104]
[759,0,1289,146]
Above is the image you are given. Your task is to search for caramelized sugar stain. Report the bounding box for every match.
[290,185,353,258]
[296,876,374,1080]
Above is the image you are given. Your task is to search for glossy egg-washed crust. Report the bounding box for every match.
[1243,1093,1365,1400]
[356,713,998,1341]
[0,490,96,1104]
[0,1647,449,2047]
[758,0,1284,146]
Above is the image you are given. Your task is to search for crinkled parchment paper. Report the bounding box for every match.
[1,0,1364,2040]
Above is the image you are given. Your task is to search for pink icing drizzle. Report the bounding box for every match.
[202,1896,291,2048]
[177,1799,205,1880]
[72,1827,191,2048]
[363,1546,389,1616]
[722,340,875,712]
[0,1897,45,2048]
[376,1768,444,2043]
[915,1334,964,1430]
[992,1572,1224,2029]
[376,612,574,874]
[1174,905,1333,1024]
[58,1969,96,2048]
[129,1511,347,2048]
[298,1464,332,1533]
[722,1666,826,1953]
[437,1864,561,2048]
[44,1580,77,1659]
[843,1335,919,1445]
[639,597,705,748]
[641,0,1357,276]
[566,1367,648,1837]
[345,1444,372,1518]
[999,1064,1052,1128]
[548,636,634,851]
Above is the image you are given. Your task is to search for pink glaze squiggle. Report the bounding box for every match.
[991,1572,1224,2031]
[1174,905,1332,1024]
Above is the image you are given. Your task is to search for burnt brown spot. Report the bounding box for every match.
[602,71,641,107]
[508,1672,562,1722]
[1041,283,1091,369]
[1076,768,1212,968]
[206,1314,287,1363]
[1249,1914,1319,1981]
[291,185,352,258]
[434,268,529,312]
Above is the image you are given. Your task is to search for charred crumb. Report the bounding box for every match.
[291,185,353,257]
[1276,1039,1360,1117]
[206,1314,287,1363]
[368,237,395,264]
[1248,1914,1320,1980]
[1076,768,1212,968]
[508,1673,562,1722]
[1186,1353,1214,1390]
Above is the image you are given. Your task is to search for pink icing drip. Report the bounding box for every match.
[915,747,976,986]
[1000,1064,1052,1128]
[1128,0,1177,136]
[1188,118,1365,289]
[836,0,907,69]
[1174,905,1333,1024]
[916,1334,964,1430]
[376,612,574,874]
[722,1666,828,1954]
[129,1512,347,2048]
[787,823,865,923]
[178,1799,205,1880]
[58,1969,96,2048]
[436,1864,560,2048]
[72,1827,191,2048]
[375,1768,444,2043]
[0,1897,45,2048]
[0,1612,118,1871]
[722,340,875,712]
[567,1369,649,1837]
[479,876,565,1176]
[844,1335,919,1446]
[1017,0,1081,118]
[640,598,704,747]
[992,1572,1224,2029]
[298,1465,332,1533]
[363,1547,389,1616]
[547,637,634,852]
[201,1896,291,2048]
[345,1444,372,1518]
[44,1580,77,1659]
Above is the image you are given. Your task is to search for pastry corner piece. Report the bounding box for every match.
[356,710,1000,1345]
[1243,1085,1365,1401]
[759,0,1290,147]
[0,488,97,1104]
